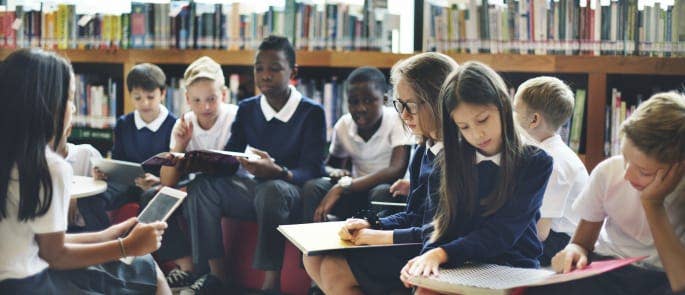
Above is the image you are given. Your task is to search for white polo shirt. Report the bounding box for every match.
[329,107,414,178]
[170,103,238,152]
[65,143,102,177]
[0,148,71,280]
[534,134,589,235]
[572,156,685,270]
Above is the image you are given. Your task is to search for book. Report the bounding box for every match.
[141,150,259,168]
[91,158,145,185]
[408,256,645,295]
[278,221,420,256]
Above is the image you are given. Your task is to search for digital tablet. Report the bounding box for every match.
[91,158,145,185]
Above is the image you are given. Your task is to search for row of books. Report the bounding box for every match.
[605,88,643,157]
[423,0,684,56]
[0,0,400,52]
[295,76,348,140]
[72,74,118,129]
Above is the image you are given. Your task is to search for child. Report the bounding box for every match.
[400,61,553,292]
[157,56,238,289]
[303,52,458,295]
[302,66,413,223]
[0,48,169,294]
[174,36,326,293]
[79,63,177,231]
[531,92,685,294]
[513,76,589,266]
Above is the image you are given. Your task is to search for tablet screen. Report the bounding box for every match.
[139,192,180,223]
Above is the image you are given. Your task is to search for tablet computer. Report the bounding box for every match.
[91,158,145,185]
[121,187,187,263]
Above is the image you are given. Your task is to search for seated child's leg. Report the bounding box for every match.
[184,174,257,271]
[319,255,364,295]
[539,230,571,266]
[76,196,110,231]
[301,177,334,223]
[252,179,302,271]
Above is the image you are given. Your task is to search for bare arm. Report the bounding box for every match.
[536,218,553,241]
[347,145,410,192]
[551,219,603,273]
[643,201,685,291]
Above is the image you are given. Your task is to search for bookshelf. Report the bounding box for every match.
[2,48,682,170]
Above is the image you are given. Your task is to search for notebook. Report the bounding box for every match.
[278,221,421,256]
[408,256,645,295]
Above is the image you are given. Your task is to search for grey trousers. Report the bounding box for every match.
[301,177,396,223]
[185,174,303,272]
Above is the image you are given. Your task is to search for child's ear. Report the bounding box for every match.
[529,112,541,129]
[290,65,298,80]
[160,88,167,99]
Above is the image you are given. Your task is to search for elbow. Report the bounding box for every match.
[39,247,70,270]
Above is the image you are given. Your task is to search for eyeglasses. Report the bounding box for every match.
[392,99,421,115]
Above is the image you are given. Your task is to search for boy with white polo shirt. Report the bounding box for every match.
[513,76,590,266]
[302,66,413,223]
[158,56,238,290]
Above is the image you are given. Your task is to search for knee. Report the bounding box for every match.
[186,175,213,194]
[369,184,392,201]
[254,180,291,211]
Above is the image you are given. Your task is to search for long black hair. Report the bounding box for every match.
[432,61,524,242]
[0,48,73,221]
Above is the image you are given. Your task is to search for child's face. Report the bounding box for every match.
[185,80,222,122]
[621,138,671,191]
[395,78,434,138]
[131,87,164,120]
[451,102,503,156]
[347,82,384,131]
[64,74,76,134]
[254,49,294,97]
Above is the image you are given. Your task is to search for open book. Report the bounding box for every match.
[278,221,420,256]
[142,150,259,168]
[408,256,645,295]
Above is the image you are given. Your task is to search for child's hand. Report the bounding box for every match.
[102,217,138,240]
[390,179,410,197]
[328,168,350,181]
[641,162,684,205]
[400,248,447,288]
[122,221,167,257]
[313,186,344,222]
[338,218,370,241]
[92,167,107,181]
[237,148,281,178]
[134,173,160,191]
[551,243,589,273]
[173,115,193,151]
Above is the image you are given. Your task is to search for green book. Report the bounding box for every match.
[569,89,586,152]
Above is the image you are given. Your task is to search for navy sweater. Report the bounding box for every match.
[379,144,441,244]
[425,146,553,268]
[111,112,176,175]
[225,96,326,185]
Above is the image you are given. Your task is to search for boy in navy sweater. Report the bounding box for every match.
[79,63,176,231]
[181,36,326,293]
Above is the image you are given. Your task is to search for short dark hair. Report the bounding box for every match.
[126,63,166,92]
[346,66,388,93]
[258,35,296,69]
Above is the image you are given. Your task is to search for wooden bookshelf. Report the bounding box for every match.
[1,48,683,170]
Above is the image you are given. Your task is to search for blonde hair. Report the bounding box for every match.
[514,76,574,131]
[390,52,458,143]
[621,91,685,164]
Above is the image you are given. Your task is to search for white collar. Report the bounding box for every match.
[134,105,169,132]
[260,85,302,123]
[538,133,563,148]
[426,140,444,155]
[476,151,501,166]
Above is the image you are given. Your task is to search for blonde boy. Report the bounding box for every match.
[513,76,590,266]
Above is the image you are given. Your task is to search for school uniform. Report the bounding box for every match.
[184,86,326,272]
[302,107,415,222]
[0,148,157,294]
[151,103,238,264]
[346,142,442,295]
[77,105,177,232]
[528,156,685,295]
[422,146,552,269]
[533,134,589,265]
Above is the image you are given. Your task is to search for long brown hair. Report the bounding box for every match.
[431,61,524,243]
[390,52,458,143]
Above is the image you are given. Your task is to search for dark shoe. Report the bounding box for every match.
[182,274,224,295]
[166,268,194,290]
[307,285,325,295]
